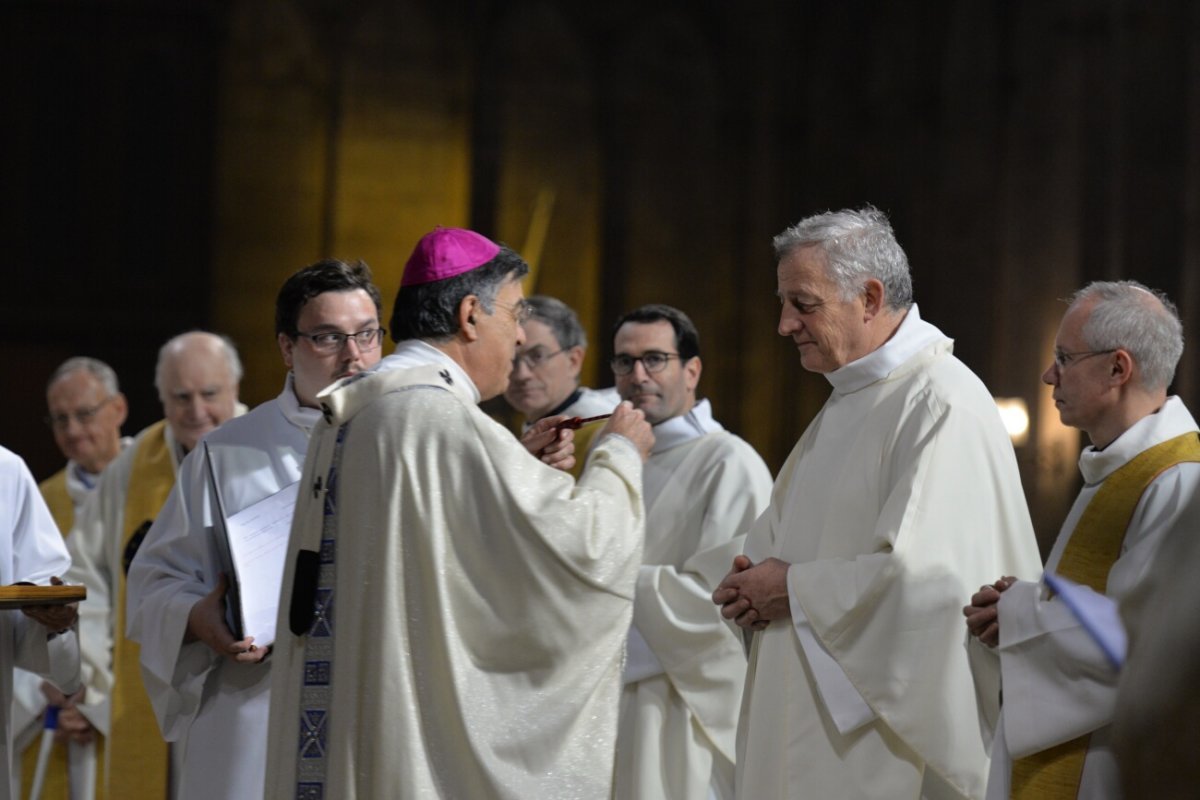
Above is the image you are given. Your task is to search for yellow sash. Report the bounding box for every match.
[39,468,74,538]
[108,420,175,799]
[1010,431,1200,799]
[568,420,607,479]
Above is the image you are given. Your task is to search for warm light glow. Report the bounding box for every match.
[995,397,1030,446]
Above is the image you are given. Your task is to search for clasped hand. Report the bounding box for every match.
[711,555,792,631]
[962,576,1017,647]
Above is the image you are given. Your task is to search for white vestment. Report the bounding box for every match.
[265,346,646,800]
[125,377,318,800]
[615,400,772,800]
[984,397,1200,799]
[65,423,186,739]
[738,306,1042,800]
[0,446,82,800]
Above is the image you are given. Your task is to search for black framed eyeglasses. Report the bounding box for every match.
[296,328,386,353]
[610,351,681,376]
[45,396,115,430]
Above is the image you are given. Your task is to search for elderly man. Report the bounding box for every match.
[124,261,385,800]
[963,281,1200,799]
[713,206,1041,799]
[0,445,82,800]
[13,358,129,800]
[265,227,654,799]
[610,304,772,800]
[66,332,242,800]
[505,295,617,475]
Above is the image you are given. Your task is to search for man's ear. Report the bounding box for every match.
[278,332,295,369]
[457,295,483,342]
[862,278,886,320]
[684,355,702,393]
[565,345,585,376]
[1110,349,1135,387]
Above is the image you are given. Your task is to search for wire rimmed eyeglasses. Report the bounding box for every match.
[1052,348,1117,369]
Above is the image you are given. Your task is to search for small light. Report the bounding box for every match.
[995,397,1030,446]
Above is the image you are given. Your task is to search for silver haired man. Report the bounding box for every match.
[964,281,1200,799]
[12,358,129,799]
[66,331,243,799]
[713,206,1041,799]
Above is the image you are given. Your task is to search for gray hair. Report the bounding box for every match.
[154,331,244,398]
[773,205,914,311]
[1070,280,1184,391]
[47,356,120,396]
[527,295,587,351]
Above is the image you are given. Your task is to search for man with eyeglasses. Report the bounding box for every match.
[116,260,385,800]
[11,358,130,800]
[504,295,618,477]
[66,331,244,800]
[963,281,1200,799]
[713,207,1040,799]
[609,304,772,800]
[265,227,655,799]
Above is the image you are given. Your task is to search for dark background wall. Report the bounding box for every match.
[3,0,1198,549]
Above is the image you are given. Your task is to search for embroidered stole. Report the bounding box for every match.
[1010,432,1200,798]
[295,424,348,800]
[109,421,175,798]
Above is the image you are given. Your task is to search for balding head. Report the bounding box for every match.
[1068,281,1183,392]
[155,331,242,452]
[45,357,128,473]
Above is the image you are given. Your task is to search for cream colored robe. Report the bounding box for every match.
[0,446,81,799]
[125,379,318,800]
[985,397,1200,799]
[265,356,646,800]
[615,400,772,800]
[737,308,1042,799]
[65,423,185,743]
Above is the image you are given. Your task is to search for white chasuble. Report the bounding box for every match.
[0,446,80,800]
[738,309,1042,800]
[126,377,318,800]
[265,361,646,800]
[615,400,772,800]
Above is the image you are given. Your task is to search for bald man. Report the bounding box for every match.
[66,332,243,800]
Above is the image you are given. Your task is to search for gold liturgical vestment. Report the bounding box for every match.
[1010,432,1200,799]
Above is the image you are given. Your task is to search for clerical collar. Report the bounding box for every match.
[280,372,324,434]
[540,389,583,422]
[1078,396,1198,486]
[69,460,99,491]
[375,341,480,404]
[651,399,724,454]
[825,304,948,395]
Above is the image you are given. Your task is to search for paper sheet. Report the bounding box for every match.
[224,481,299,647]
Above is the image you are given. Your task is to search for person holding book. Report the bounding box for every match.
[124,260,384,800]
